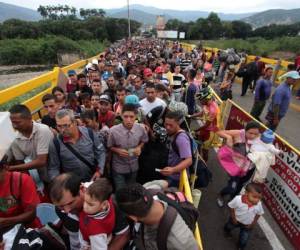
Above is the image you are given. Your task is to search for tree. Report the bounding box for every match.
[37,5,48,19]
[231,21,252,39]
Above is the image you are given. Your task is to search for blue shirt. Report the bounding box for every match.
[186,83,198,115]
[268,82,291,118]
[254,78,272,101]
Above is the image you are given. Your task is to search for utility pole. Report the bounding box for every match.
[127,0,131,39]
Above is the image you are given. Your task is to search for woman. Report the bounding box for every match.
[52,86,66,108]
[216,121,261,207]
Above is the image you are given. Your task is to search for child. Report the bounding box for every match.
[248,129,281,183]
[224,182,264,250]
[79,178,115,250]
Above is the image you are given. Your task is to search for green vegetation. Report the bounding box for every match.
[0,36,107,65]
[166,13,300,40]
[0,83,51,111]
[0,5,141,65]
[197,36,300,59]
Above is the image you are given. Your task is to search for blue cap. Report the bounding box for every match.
[125,95,141,107]
[282,71,300,80]
[261,129,275,144]
[68,69,76,76]
[102,71,112,81]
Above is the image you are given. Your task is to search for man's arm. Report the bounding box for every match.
[0,210,36,229]
[47,140,61,181]
[108,230,130,250]
[8,154,47,171]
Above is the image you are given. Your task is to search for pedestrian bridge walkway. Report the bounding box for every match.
[0,40,299,250]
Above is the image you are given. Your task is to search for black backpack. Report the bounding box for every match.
[172,131,212,188]
[131,189,199,250]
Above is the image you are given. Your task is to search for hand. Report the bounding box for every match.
[134,146,142,157]
[273,118,279,126]
[0,241,5,250]
[117,149,129,158]
[232,217,238,225]
[0,218,9,229]
[91,171,101,181]
[160,167,175,176]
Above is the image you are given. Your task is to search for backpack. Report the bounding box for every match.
[131,189,199,250]
[172,131,212,188]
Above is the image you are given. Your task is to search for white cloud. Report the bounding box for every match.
[1,0,300,13]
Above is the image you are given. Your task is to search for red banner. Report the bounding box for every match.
[225,103,300,249]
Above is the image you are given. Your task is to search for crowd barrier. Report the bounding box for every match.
[1,41,299,249]
[222,100,300,249]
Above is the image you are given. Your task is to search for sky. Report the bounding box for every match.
[2,0,300,13]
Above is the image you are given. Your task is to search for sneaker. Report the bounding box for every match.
[217,197,224,207]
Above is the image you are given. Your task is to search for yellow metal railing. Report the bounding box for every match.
[179,169,203,250]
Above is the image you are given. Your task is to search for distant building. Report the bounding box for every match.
[156,15,166,30]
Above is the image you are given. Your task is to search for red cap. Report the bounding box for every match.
[143,68,153,77]
[155,66,163,74]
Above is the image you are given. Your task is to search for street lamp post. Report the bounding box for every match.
[127,0,131,39]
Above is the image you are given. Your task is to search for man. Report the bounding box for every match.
[0,159,41,242]
[7,104,53,184]
[113,86,127,116]
[104,76,117,104]
[266,71,300,131]
[139,82,167,115]
[132,75,145,100]
[143,68,154,82]
[91,78,102,95]
[241,58,258,96]
[115,183,198,250]
[184,69,198,115]
[98,94,116,128]
[171,64,185,102]
[107,104,149,190]
[47,109,106,182]
[193,87,220,162]
[163,62,174,86]
[49,173,130,250]
[161,111,193,187]
[66,70,77,93]
[41,93,60,132]
[77,74,93,96]
[154,66,169,86]
[250,67,273,121]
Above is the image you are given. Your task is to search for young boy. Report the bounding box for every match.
[79,178,115,250]
[224,182,264,250]
[98,94,115,128]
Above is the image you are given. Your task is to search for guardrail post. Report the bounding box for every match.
[52,67,60,88]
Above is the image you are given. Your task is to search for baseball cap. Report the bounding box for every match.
[102,71,112,81]
[67,70,76,76]
[125,95,141,107]
[154,66,163,74]
[143,68,153,77]
[99,94,112,103]
[261,129,275,144]
[283,71,300,80]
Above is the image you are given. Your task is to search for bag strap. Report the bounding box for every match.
[10,172,22,201]
[157,205,177,250]
[171,130,186,157]
[57,129,96,171]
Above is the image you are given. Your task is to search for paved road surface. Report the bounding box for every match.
[198,150,293,250]
[230,83,300,150]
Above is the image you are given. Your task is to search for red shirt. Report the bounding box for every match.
[0,172,41,228]
[98,111,115,128]
[79,197,115,242]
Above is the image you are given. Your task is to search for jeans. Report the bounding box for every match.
[112,171,137,191]
[224,218,252,249]
[241,77,254,96]
[167,177,179,188]
[250,100,266,121]
[220,168,255,199]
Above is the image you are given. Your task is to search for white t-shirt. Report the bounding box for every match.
[139,97,167,115]
[251,139,281,155]
[228,195,264,225]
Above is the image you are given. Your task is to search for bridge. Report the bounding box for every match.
[0,40,299,250]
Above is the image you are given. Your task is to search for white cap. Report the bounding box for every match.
[92,59,98,65]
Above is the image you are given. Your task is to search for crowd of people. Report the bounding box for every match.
[0,38,295,250]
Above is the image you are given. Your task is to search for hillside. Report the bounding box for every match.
[243,8,300,28]
[0,2,41,22]
[106,4,254,23]
[109,9,173,25]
